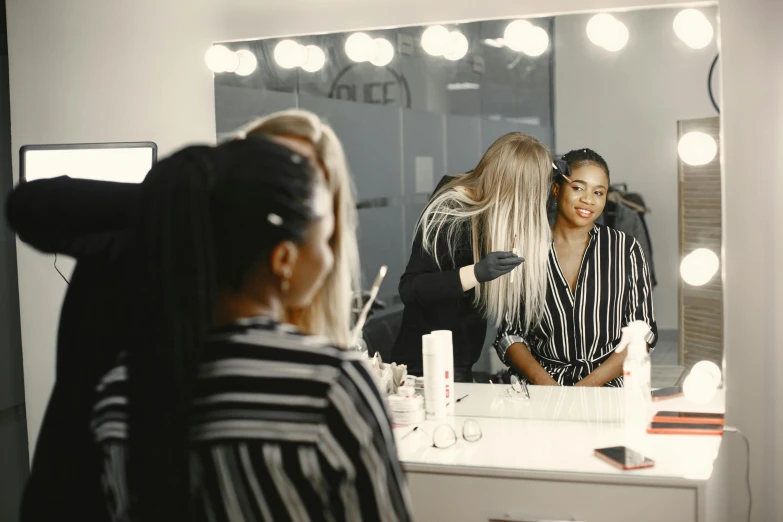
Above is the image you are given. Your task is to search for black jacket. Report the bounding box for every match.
[391,176,486,381]
[7,177,138,522]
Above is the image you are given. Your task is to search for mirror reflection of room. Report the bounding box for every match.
[212,6,721,401]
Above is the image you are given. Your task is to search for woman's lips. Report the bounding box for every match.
[576,207,594,218]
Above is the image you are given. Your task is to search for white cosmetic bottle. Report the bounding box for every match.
[431,330,455,415]
[616,321,653,465]
[422,334,447,420]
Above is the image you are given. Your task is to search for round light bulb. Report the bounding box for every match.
[274,39,307,69]
[234,50,258,76]
[301,45,326,72]
[205,45,239,73]
[683,370,718,404]
[678,131,718,165]
[443,30,469,61]
[345,32,375,62]
[421,25,450,56]
[601,19,629,52]
[680,248,720,286]
[503,20,533,52]
[673,9,714,49]
[370,38,395,66]
[521,26,550,56]
[692,360,722,386]
[586,14,618,47]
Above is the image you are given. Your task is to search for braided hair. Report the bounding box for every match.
[126,137,317,521]
[555,148,610,185]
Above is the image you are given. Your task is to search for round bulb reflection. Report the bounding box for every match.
[443,31,469,61]
[301,45,326,72]
[683,371,717,404]
[522,26,550,56]
[205,45,238,73]
[274,39,307,69]
[586,14,617,46]
[601,20,629,52]
[503,20,533,52]
[422,25,450,56]
[678,131,718,166]
[692,360,722,385]
[234,50,258,76]
[370,38,395,66]
[345,32,375,62]
[673,9,714,49]
[586,14,629,52]
[680,248,720,286]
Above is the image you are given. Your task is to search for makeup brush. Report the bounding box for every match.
[553,161,573,183]
[350,265,388,348]
[510,233,519,284]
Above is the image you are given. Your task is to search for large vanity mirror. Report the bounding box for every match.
[212,5,722,423]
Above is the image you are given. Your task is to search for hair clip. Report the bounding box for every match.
[267,213,283,226]
[235,130,247,140]
[552,162,558,170]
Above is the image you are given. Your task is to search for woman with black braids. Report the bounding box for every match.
[93,137,410,521]
[8,111,386,522]
[495,148,657,387]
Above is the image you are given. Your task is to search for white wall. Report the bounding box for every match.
[721,0,783,520]
[6,1,782,521]
[554,7,719,331]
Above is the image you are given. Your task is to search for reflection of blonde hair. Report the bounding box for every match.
[418,132,551,331]
[240,110,360,348]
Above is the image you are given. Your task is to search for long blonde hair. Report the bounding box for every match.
[239,110,361,347]
[418,132,551,332]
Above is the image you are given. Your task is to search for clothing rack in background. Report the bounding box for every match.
[601,184,657,288]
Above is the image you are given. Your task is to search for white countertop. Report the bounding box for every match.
[452,382,726,423]
[394,383,725,484]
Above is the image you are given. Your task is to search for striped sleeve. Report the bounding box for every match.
[625,240,658,347]
[188,359,413,522]
[493,314,528,366]
[322,358,413,522]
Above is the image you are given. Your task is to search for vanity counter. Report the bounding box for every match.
[395,383,727,522]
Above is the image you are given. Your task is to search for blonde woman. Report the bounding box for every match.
[391,132,553,382]
[239,110,361,347]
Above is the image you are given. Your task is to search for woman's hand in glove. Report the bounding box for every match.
[473,252,525,283]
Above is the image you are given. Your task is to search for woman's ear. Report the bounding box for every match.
[552,183,561,199]
[270,241,299,289]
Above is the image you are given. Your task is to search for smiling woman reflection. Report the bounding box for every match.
[495,149,657,387]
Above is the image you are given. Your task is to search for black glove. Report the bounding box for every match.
[474,252,524,283]
[552,157,571,181]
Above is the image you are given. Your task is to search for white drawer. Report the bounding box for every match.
[407,471,696,522]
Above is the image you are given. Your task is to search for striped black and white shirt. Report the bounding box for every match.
[495,225,657,387]
[91,317,412,522]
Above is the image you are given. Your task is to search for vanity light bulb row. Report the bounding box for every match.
[586,9,712,52]
[345,33,395,66]
[586,13,629,52]
[421,26,469,61]
[205,45,257,76]
[274,40,326,72]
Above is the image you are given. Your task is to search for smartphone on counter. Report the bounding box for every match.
[647,422,724,435]
[594,446,655,470]
[653,411,725,425]
[651,386,683,401]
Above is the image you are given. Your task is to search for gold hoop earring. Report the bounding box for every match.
[280,267,292,293]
